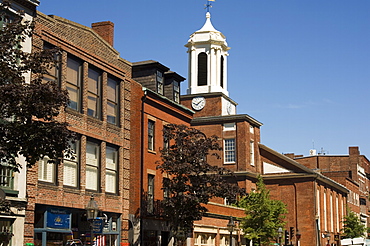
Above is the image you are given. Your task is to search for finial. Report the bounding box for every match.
[204,0,215,13]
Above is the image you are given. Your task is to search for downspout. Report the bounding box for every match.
[140,88,148,246]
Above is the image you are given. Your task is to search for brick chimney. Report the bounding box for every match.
[91,21,114,46]
[349,146,360,156]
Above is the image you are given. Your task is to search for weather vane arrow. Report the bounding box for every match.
[204,0,215,12]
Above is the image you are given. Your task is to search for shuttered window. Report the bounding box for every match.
[38,157,56,183]
[66,56,82,111]
[107,76,119,125]
[63,141,79,187]
[88,67,101,118]
[86,141,99,191]
[106,146,118,193]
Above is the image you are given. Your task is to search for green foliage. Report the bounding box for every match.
[237,175,287,246]
[157,124,244,244]
[342,209,366,238]
[0,2,74,170]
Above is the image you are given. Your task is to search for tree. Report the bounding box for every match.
[342,209,366,238]
[238,175,287,246]
[0,1,74,171]
[157,124,244,245]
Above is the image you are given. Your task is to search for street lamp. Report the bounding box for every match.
[86,194,99,245]
[277,227,283,245]
[296,229,301,246]
[227,216,235,246]
[325,232,331,246]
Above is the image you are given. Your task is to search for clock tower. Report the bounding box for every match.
[181,11,236,117]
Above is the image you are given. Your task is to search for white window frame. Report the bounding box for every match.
[106,146,118,193]
[250,141,255,166]
[224,139,236,163]
[223,123,236,131]
[86,141,99,191]
[63,141,79,187]
[148,120,155,151]
[38,157,56,183]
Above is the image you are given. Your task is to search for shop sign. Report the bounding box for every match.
[46,208,71,229]
[92,219,104,234]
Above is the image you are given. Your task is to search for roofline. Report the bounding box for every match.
[143,88,194,115]
[259,143,349,194]
[191,114,262,127]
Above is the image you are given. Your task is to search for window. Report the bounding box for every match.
[66,56,82,111]
[323,190,327,231]
[250,125,254,134]
[250,141,255,166]
[107,76,119,125]
[163,125,169,150]
[38,157,56,183]
[220,55,224,88]
[173,81,180,103]
[163,178,169,199]
[156,71,163,95]
[63,141,79,187]
[0,219,13,237]
[147,174,154,213]
[106,146,118,194]
[42,43,60,84]
[0,162,14,190]
[198,52,208,86]
[86,141,99,191]
[223,123,236,131]
[87,67,101,118]
[148,120,155,151]
[224,139,236,163]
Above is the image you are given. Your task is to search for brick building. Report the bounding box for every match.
[129,60,194,246]
[291,146,370,242]
[25,11,132,245]
[261,145,348,246]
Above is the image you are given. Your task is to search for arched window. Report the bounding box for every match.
[197,52,207,86]
[220,55,224,88]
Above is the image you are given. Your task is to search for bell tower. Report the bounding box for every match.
[185,12,230,96]
[182,10,236,117]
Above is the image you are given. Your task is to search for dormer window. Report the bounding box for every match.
[173,81,180,103]
[156,71,163,94]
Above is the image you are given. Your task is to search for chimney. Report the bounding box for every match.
[349,146,360,156]
[91,21,114,46]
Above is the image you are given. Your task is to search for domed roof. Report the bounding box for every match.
[186,12,229,47]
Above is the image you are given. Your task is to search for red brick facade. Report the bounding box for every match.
[25,12,133,245]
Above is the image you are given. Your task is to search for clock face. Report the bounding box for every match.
[192,96,206,111]
[227,102,232,114]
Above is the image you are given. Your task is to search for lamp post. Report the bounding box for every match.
[227,216,235,246]
[277,227,283,245]
[325,232,331,246]
[296,229,301,246]
[86,194,99,246]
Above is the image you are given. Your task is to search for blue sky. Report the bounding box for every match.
[38,1,370,158]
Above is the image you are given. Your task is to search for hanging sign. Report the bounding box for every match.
[46,208,71,229]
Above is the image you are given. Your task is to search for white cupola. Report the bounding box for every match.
[185,12,230,96]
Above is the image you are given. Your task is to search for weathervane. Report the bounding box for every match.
[205,0,215,12]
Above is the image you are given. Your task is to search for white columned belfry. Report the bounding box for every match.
[185,12,230,96]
